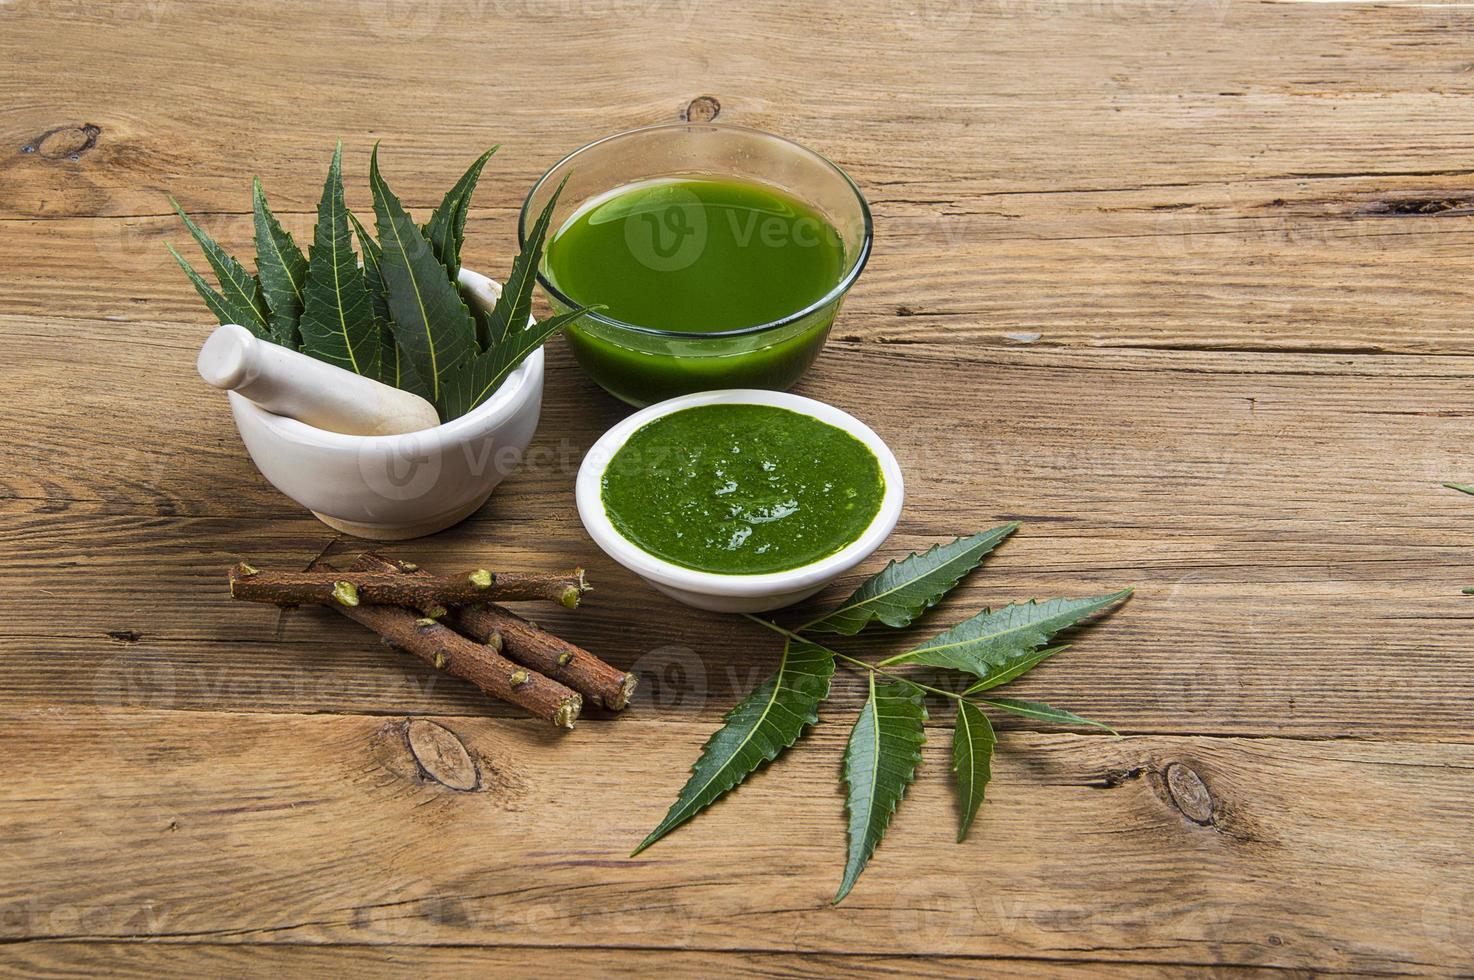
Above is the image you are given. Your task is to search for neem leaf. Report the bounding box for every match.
[960,645,1069,695]
[952,700,995,843]
[424,146,497,278]
[169,199,270,338]
[369,144,475,411]
[632,638,833,856]
[438,181,595,418]
[167,245,261,336]
[836,674,927,904]
[978,697,1115,733]
[349,209,390,324]
[298,143,380,378]
[1445,482,1474,496]
[804,524,1020,635]
[482,175,566,352]
[252,177,309,349]
[350,208,427,399]
[880,591,1132,680]
[440,304,594,419]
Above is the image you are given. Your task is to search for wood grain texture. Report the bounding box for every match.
[0,944,1306,979]
[1,709,1471,974]
[7,1,1474,355]
[1,0,1471,973]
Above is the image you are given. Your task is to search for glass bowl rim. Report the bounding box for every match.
[518,122,874,342]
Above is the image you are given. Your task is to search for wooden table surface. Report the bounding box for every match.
[4,0,1474,975]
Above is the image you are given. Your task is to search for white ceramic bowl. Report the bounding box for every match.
[576,389,904,613]
[229,269,543,540]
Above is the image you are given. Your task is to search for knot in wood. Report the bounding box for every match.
[1164,762,1214,825]
[683,96,721,122]
[405,719,480,792]
[32,124,101,160]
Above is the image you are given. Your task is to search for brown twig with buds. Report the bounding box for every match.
[355,552,638,710]
[309,559,583,729]
[229,563,589,609]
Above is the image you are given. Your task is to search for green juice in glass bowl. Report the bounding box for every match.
[521,124,872,406]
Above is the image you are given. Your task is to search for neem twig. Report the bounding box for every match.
[358,552,637,710]
[229,564,588,609]
[309,560,582,729]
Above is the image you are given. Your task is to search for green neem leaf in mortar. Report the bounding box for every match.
[835,674,927,904]
[978,697,1115,733]
[482,175,567,353]
[349,208,427,400]
[441,305,594,420]
[952,699,995,843]
[370,144,475,414]
[424,145,498,279]
[348,209,389,325]
[168,198,271,338]
[299,143,381,380]
[252,177,309,349]
[879,590,1132,680]
[961,645,1069,695]
[803,524,1020,635]
[167,245,263,337]
[438,181,597,419]
[632,638,834,856]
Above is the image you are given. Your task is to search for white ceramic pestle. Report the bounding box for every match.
[197,324,441,436]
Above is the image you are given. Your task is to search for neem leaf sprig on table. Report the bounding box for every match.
[169,142,596,423]
[635,522,1133,904]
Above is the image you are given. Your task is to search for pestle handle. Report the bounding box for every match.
[197,324,442,436]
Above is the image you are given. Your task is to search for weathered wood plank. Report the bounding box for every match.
[2,327,1471,736]
[10,175,1474,354]
[4,0,1472,972]
[6,0,1474,218]
[6,2,1474,354]
[3,504,1471,739]
[0,710,1469,973]
[7,317,1474,519]
[0,942,1314,978]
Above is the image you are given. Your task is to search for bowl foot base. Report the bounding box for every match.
[311,495,491,541]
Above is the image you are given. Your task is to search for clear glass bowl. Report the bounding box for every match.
[520,123,873,407]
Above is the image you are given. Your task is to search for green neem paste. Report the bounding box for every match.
[600,403,885,575]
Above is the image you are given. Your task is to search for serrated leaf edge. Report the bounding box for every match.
[369,143,477,406]
[425,145,498,277]
[979,697,1115,733]
[169,196,269,336]
[804,523,1020,634]
[882,590,1133,669]
[252,176,309,325]
[632,639,833,856]
[952,700,995,843]
[167,244,260,335]
[961,645,1070,695]
[835,675,927,904]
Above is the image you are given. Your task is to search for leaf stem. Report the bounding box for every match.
[743,615,968,704]
[744,615,1120,737]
